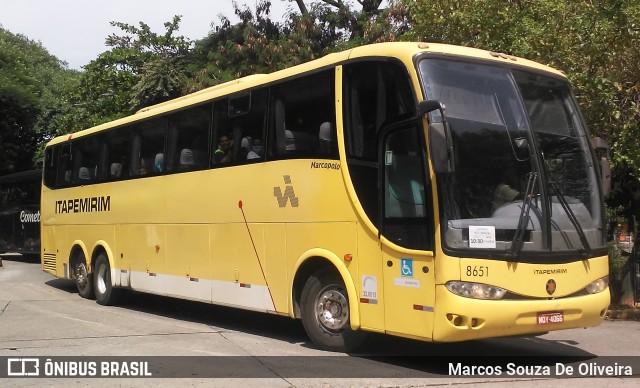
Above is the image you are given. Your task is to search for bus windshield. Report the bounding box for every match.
[419,58,606,261]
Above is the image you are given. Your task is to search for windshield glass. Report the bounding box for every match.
[419,58,606,261]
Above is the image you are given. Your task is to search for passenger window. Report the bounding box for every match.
[72,136,100,185]
[167,104,211,172]
[268,70,337,159]
[131,118,167,177]
[44,146,58,188]
[104,127,131,180]
[212,89,267,166]
[56,144,72,188]
[343,60,417,228]
[344,61,415,161]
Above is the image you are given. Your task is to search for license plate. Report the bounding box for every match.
[537,311,564,325]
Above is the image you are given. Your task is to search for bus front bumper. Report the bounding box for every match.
[432,285,610,342]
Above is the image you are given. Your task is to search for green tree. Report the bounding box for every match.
[404,0,640,303]
[189,0,285,88]
[0,28,79,174]
[404,0,640,176]
[64,15,192,134]
[188,0,407,91]
[288,0,388,41]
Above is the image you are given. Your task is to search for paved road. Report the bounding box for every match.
[0,257,638,387]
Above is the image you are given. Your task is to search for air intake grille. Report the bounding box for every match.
[43,253,57,273]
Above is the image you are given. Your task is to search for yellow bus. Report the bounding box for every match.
[41,42,610,352]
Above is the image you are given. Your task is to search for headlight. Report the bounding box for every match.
[586,276,609,294]
[445,281,507,300]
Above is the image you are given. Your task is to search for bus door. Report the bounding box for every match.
[380,124,436,339]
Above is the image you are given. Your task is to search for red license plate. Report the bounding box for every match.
[537,311,564,325]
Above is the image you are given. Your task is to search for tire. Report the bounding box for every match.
[75,259,95,300]
[300,268,366,352]
[93,253,121,306]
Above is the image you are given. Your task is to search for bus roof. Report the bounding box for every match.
[0,170,42,184]
[46,42,565,147]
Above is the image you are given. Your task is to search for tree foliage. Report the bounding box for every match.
[3,0,639,199]
[404,0,640,176]
[187,0,407,90]
[62,15,192,135]
[0,28,78,174]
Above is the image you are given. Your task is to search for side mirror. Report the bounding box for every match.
[600,157,611,198]
[418,100,445,116]
[419,100,454,174]
[592,136,611,199]
[429,122,455,174]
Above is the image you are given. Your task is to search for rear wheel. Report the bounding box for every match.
[93,253,120,306]
[75,258,94,300]
[300,268,366,352]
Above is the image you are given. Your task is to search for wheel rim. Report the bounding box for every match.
[96,262,107,294]
[76,263,88,288]
[314,286,349,331]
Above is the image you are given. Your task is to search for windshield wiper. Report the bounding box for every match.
[509,172,537,259]
[548,182,592,257]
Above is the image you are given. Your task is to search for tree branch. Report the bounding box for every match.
[293,0,308,14]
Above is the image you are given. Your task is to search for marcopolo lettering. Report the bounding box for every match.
[55,196,111,214]
[310,161,341,170]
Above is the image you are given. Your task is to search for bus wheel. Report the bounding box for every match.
[75,261,95,300]
[300,268,366,352]
[93,254,120,306]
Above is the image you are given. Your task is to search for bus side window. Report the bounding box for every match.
[343,60,417,229]
[70,136,100,185]
[268,69,337,160]
[104,126,131,181]
[167,103,212,173]
[44,146,58,188]
[212,89,267,166]
[57,144,72,188]
[131,118,167,177]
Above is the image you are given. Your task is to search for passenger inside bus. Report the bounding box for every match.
[492,183,519,211]
[214,135,233,164]
[247,138,263,160]
[491,168,522,212]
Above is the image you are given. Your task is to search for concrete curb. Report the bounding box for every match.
[605,307,640,321]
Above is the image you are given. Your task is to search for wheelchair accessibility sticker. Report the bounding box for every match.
[394,258,420,288]
[400,258,413,277]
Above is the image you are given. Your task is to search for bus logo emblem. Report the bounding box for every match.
[274,175,299,207]
[546,279,556,295]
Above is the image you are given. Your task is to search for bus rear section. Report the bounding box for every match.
[0,170,41,259]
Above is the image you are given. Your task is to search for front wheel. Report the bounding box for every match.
[300,268,366,352]
[93,254,121,306]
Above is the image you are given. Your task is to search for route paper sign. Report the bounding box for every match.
[468,225,496,248]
